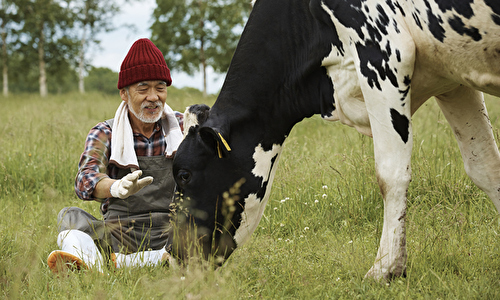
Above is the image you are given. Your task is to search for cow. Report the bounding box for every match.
[169,0,500,281]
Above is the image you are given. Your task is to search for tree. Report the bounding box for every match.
[17,0,78,97]
[151,0,250,97]
[85,66,118,94]
[0,0,21,97]
[71,0,119,94]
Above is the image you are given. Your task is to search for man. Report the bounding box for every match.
[47,38,184,273]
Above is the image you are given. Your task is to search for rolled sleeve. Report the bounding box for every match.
[74,122,112,200]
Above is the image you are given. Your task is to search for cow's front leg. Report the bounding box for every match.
[355,41,415,282]
[363,102,412,281]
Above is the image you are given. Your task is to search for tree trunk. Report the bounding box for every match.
[199,13,207,98]
[78,25,86,94]
[201,39,207,98]
[38,29,47,97]
[1,19,8,97]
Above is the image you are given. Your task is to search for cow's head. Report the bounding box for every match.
[170,106,280,264]
[169,0,339,265]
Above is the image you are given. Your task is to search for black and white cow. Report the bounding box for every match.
[170,0,500,280]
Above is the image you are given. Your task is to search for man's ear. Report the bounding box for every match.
[120,88,128,102]
[199,127,231,158]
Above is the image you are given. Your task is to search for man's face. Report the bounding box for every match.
[121,80,168,124]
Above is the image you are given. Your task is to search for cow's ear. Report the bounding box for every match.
[199,127,231,158]
[183,104,211,136]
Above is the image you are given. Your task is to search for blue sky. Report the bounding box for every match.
[90,0,226,94]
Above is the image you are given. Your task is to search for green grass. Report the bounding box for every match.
[1,90,500,299]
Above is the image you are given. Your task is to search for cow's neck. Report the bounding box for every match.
[210,0,333,140]
[208,0,335,246]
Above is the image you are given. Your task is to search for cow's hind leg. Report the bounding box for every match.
[436,86,500,213]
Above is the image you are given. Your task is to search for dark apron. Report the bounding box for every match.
[104,155,175,254]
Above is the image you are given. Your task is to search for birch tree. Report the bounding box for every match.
[72,0,119,94]
[0,0,21,97]
[17,0,76,97]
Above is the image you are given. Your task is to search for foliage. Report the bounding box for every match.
[71,0,120,55]
[71,0,120,93]
[1,93,500,298]
[0,0,22,95]
[84,66,119,94]
[0,0,137,96]
[14,0,80,96]
[151,0,251,95]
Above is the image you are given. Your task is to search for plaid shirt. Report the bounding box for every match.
[75,112,184,214]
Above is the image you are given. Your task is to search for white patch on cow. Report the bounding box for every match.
[234,143,283,246]
[251,143,282,180]
[182,106,199,137]
[321,45,372,137]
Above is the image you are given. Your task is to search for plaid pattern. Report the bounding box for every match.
[75,112,184,214]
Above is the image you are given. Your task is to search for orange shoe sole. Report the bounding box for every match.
[47,250,88,274]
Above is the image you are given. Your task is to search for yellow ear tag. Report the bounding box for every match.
[216,140,223,158]
[217,132,231,152]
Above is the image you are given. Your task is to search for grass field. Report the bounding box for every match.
[1,90,500,299]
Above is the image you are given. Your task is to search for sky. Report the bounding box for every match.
[89,0,226,95]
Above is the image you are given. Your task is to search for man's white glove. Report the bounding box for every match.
[110,170,154,199]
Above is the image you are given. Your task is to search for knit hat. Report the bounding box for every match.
[117,38,172,89]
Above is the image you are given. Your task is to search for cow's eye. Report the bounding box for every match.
[177,170,192,185]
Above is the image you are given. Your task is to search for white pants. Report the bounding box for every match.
[52,229,167,271]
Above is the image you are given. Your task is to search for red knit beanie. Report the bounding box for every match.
[117,38,172,89]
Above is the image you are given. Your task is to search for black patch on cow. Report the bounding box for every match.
[412,12,423,30]
[435,0,475,19]
[320,68,337,119]
[392,0,406,17]
[399,88,410,101]
[324,0,368,40]
[424,0,446,42]
[492,15,500,26]
[385,0,397,14]
[393,19,400,34]
[256,154,278,200]
[309,0,345,55]
[390,108,409,143]
[356,41,399,91]
[376,4,390,34]
[403,75,411,86]
[485,0,500,25]
[448,15,482,41]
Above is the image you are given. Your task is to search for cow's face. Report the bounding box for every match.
[171,120,281,264]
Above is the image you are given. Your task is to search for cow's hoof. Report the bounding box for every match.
[364,265,406,283]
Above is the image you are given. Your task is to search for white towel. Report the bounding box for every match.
[109,101,183,169]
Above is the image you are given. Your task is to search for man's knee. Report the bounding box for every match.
[57,207,96,233]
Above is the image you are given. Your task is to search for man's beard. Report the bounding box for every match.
[129,100,164,124]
